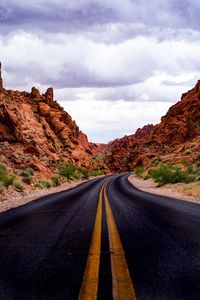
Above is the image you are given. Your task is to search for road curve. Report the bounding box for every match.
[0,174,200,300]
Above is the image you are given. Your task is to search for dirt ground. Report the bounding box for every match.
[0,179,87,213]
[129,175,200,204]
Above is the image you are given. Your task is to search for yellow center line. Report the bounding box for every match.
[78,181,106,300]
[104,183,137,300]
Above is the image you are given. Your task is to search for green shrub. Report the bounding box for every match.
[25,168,34,175]
[148,165,195,185]
[0,164,15,188]
[0,173,15,188]
[78,167,89,179]
[135,166,144,178]
[58,162,75,179]
[19,168,34,184]
[14,180,24,192]
[20,168,34,177]
[35,180,53,189]
[51,176,61,187]
[0,164,6,175]
[58,162,90,180]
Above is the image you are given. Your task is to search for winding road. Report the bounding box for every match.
[0,174,200,300]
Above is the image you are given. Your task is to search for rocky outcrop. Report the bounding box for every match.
[105,81,200,172]
[105,125,154,172]
[0,66,108,178]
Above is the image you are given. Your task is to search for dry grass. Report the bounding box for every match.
[175,182,200,199]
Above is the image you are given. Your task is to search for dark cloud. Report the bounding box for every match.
[0,0,199,36]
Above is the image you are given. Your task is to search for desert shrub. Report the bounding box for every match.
[14,180,24,192]
[20,168,34,177]
[25,168,34,175]
[92,168,101,176]
[135,166,144,178]
[78,167,89,179]
[51,176,61,187]
[0,164,6,175]
[19,168,34,184]
[0,164,15,188]
[58,162,75,179]
[35,180,53,189]
[148,165,195,185]
[100,167,107,175]
[58,163,90,180]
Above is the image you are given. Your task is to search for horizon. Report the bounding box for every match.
[0,1,200,142]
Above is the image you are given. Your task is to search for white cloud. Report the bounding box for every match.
[62,100,172,143]
[1,31,200,91]
[1,1,200,142]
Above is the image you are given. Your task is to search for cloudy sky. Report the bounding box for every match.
[0,0,200,142]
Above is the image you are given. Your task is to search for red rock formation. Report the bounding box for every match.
[0,65,108,178]
[105,81,200,172]
[105,125,154,172]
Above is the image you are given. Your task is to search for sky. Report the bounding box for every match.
[0,0,200,143]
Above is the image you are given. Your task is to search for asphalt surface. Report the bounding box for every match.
[0,174,200,299]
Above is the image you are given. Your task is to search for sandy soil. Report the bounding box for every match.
[129,175,200,204]
[0,179,87,213]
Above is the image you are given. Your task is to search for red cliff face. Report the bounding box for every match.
[105,81,200,172]
[150,81,200,145]
[105,125,154,172]
[0,69,107,177]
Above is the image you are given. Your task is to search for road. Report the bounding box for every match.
[0,174,200,300]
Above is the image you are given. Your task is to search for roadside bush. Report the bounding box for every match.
[51,176,61,187]
[58,162,90,180]
[35,180,53,189]
[58,162,75,179]
[0,164,6,175]
[148,165,195,186]
[20,168,34,184]
[73,170,82,180]
[78,167,89,179]
[0,164,15,188]
[14,180,24,192]
[135,166,144,178]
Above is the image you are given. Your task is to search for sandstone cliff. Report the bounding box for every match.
[105,125,154,172]
[0,65,107,179]
[105,81,200,172]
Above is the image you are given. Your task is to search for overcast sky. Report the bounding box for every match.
[0,0,200,142]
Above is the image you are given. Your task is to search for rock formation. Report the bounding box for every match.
[0,65,108,178]
[105,81,200,172]
[105,125,154,172]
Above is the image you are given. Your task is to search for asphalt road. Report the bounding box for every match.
[0,174,200,300]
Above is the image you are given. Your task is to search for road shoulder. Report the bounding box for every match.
[128,175,200,204]
[0,179,87,213]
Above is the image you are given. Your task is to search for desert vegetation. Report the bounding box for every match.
[134,161,200,186]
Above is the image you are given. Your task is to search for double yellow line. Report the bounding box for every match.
[79,181,137,300]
